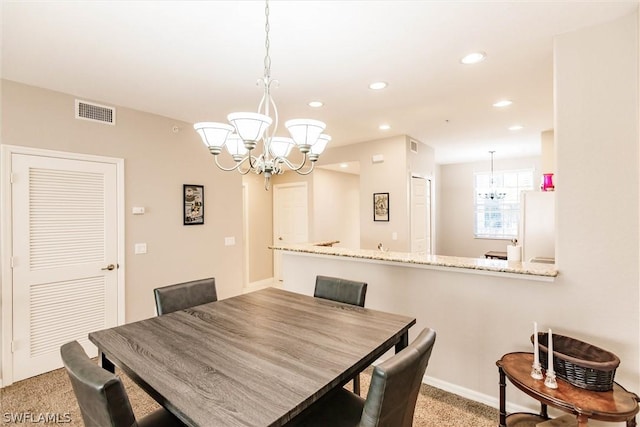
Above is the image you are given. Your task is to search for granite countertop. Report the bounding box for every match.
[270,243,558,278]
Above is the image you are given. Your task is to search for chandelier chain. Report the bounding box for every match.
[264,0,271,79]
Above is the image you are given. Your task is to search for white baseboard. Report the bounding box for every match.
[369,356,534,414]
[243,278,281,293]
[422,374,534,414]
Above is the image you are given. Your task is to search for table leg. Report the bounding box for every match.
[100,351,115,373]
[577,414,589,426]
[540,403,548,419]
[395,331,409,353]
[627,416,637,427]
[498,367,507,427]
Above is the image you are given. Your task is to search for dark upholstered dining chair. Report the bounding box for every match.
[60,341,184,427]
[314,275,367,307]
[289,328,437,427]
[153,277,217,315]
[314,275,368,394]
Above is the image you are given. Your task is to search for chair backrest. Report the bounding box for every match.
[359,328,437,427]
[60,341,137,427]
[154,277,217,315]
[314,275,367,307]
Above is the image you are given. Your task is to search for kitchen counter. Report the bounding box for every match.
[270,243,558,280]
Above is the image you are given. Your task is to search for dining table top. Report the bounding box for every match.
[88,287,416,427]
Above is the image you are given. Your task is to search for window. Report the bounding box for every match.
[474,169,534,239]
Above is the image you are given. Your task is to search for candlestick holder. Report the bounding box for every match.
[544,369,558,389]
[531,362,543,380]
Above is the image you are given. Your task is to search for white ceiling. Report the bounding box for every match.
[2,1,637,164]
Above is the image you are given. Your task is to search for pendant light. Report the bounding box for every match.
[193,0,330,190]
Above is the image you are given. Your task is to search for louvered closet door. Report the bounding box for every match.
[11,154,118,381]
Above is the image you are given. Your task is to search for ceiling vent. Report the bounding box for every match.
[75,99,116,125]
[410,139,419,153]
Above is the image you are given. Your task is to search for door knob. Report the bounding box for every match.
[101,264,115,271]
[279,237,283,240]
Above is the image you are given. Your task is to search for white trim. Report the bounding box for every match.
[243,277,279,294]
[242,183,249,289]
[0,144,125,386]
[371,357,534,415]
[422,374,534,415]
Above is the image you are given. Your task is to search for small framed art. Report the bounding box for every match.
[183,184,204,225]
[373,192,389,222]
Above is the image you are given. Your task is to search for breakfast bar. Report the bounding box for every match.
[270,243,559,417]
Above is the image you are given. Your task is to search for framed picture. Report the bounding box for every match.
[373,192,389,222]
[183,184,204,225]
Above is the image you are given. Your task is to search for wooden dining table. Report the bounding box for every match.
[88,287,416,427]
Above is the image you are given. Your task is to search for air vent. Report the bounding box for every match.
[410,139,418,153]
[75,99,116,125]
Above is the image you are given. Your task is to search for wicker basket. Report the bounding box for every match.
[531,333,620,391]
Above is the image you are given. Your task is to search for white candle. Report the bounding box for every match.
[533,322,539,366]
[547,328,554,373]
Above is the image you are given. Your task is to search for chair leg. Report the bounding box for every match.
[353,374,361,396]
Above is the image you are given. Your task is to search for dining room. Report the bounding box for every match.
[1,1,639,426]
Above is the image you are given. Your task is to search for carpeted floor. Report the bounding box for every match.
[1,365,499,426]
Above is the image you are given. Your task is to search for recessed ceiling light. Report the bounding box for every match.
[369,81,388,90]
[379,124,391,130]
[493,100,513,108]
[460,52,486,65]
[308,100,323,108]
[508,125,524,131]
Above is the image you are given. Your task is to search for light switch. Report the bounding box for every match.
[392,232,398,241]
[132,207,145,215]
[224,237,236,246]
[134,243,147,254]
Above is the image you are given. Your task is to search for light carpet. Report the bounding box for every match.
[1,366,498,426]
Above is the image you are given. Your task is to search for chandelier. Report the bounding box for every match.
[194,0,330,190]
[479,151,506,200]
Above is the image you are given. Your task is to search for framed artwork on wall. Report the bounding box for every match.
[373,192,389,222]
[183,184,204,225]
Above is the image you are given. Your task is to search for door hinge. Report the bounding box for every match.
[11,341,16,353]
[10,256,16,268]
[10,172,16,184]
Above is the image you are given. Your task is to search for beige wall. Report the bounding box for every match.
[240,134,434,283]
[438,156,541,257]
[541,129,555,176]
[554,10,639,397]
[1,80,245,323]
[243,173,273,283]
[319,135,435,252]
[312,168,360,249]
[283,12,640,414]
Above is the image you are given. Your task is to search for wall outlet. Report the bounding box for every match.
[224,237,236,246]
[392,232,398,240]
[134,243,147,254]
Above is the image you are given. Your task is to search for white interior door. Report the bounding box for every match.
[411,177,432,255]
[10,153,119,382]
[273,183,308,282]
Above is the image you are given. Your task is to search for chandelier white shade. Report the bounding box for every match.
[193,0,329,190]
[284,119,326,153]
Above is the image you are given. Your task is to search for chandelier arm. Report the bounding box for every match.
[213,155,245,172]
[277,154,315,175]
[247,150,260,170]
[234,154,262,175]
[213,154,259,174]
[268,80,279,136]
[293,162,315,176]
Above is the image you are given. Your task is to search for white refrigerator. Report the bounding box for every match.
[519,191,555,263]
